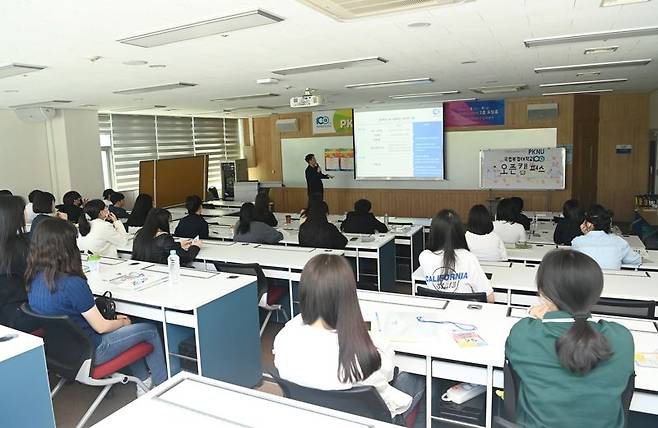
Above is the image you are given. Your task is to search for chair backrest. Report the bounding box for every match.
[207,187,219,200]
[417,287,488,303]
[592,297,656,319]
[20,303,94,380]
[271,372,392,423]
[212,261,267,287]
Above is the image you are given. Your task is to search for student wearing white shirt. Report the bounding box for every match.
[102,188,114,207]
[419,209,494,302]
[465,204,508,262]
[274,254,425,427]
[77,199,128,258]
[493,198,527,244]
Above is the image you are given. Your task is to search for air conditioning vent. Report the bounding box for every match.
[297,0,473,20]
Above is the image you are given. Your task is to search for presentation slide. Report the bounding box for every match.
[354,106,444,180]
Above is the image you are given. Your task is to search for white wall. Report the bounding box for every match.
[0,109,103,201]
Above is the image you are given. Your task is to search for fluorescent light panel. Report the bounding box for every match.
[539,78,627,87]
[113,82,197,95]
[470,84,527,94]
[584,46,618,55]
[542,89,614,96]
[0,63,47,79]
[441,98,477,103]
[211,93,279,101]
[108,105,168,112]
[346,77,433,89]
[9,100,71,108]
[535,59,651,73]
[117,10,283,48]
[389,90,460,99]
[601,0,650,6]
[524,26,658,48]
[272,56,388,75]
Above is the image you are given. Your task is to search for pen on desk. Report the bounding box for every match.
[374,312,382,332]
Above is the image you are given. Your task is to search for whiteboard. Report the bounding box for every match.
[281,128,557,190]
[480,147,566,190]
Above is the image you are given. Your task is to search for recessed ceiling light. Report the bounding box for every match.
[298,0,475,20]
[389,90,460,99]
[524,26,658,48]
[542,89,614,96]
[3,89,19,93]
[80,104,98,108]
[539,78,627,87]
[369,100,385,104]
[0,63,47,79]
[148,64,167,68]
[113,82,197,94]
[461,60,477,65]
[272,56,388,75]
[408,22,431,28]
[117,10,283,48]
[345,77,433,89]
[256,77,279,85]
[584,46,619,55]
[471,84,527,94]
[211,93,279,101]
[534,59,651,73]
[122,60,148,66]
[576,71,601,77]
[600,0,650,6]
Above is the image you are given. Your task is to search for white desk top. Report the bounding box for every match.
[506,244,655,270]
[0,325,43,364]
[94,372,396,428]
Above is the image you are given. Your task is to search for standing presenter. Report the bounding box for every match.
[304,153,333,199]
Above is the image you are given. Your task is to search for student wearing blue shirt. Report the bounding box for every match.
[571,205,641,270]
[26,217,167,395]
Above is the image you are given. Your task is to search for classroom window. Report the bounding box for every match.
[98,114,241,192]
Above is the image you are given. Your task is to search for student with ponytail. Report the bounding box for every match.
[77,199,128,258]
[505,249,634,427]
[274,254,425,427]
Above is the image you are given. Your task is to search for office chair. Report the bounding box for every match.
[592,297,656,319]
[416,287,488,303]
[20,304,154,428]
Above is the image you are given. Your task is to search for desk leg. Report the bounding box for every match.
[195,280,262,388]
[411,229,423,279]
[289,269,295,318]
[379,240,396,293]
[426,356,432,428]
[486,365,493,428]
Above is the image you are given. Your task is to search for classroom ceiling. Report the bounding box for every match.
[0,0,657,117]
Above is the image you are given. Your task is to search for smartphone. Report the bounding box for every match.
[0,334,18,342]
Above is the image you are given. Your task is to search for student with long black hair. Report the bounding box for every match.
[274,254,425,427]
[465,204,507,262]
[233,202,283,244]
[77,199,128,258]
[299,199,347,249]
[26,218,167,394]
[493,198,527,244]
[553,199,583,245]
[419,209,494,302]
[505,249,634,427]
[0,196,38,331]
[125,193,153,229]
[174,195,209,239]
[254,193,278,227]
[572,205,641,269]
[132,208,201,265]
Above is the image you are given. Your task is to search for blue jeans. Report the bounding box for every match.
[95,323,167,386]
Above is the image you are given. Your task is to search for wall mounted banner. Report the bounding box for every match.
[312,109,353,134]
[480,147,566,189]
[445,100,505,127]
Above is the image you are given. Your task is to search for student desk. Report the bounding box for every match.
[357,290,658,428]
[0,325,55,428]
[169,206,239,221]
[94,372,397,428]
[85,258,262,388]
[523,210,561,221]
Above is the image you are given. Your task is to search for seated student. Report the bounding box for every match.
[505,249,634,427]
[233,202,283,244]
[299,200,347,249]
[274,254,425,427]
[108,192,129,219]
[174,195,209,239]
[26,218,167,394]
[509,196,531,231]
[102,188,114,207]
[77,200,128,258]
[553,199,583,246]
[299,192,323,225]
[465,204,507,262]
[419,209,494,303]
[24,189,41,223]
[254,193,278,227]
[126,193,153,229]
[493,198,527,244]
[0,189,13,196]
[132,208,201,265]
[340,199,388,234]
[0,196,39,332]
[572,205,641,270]
[56,190,85,224]
[30,191,67,234]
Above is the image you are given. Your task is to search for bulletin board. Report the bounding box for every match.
[139,155,208,207]
[479,147,566,190]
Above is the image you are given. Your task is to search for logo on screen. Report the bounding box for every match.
[315,115,330,125]
[432,108,442,117]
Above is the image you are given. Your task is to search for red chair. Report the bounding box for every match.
[20,303,154,428]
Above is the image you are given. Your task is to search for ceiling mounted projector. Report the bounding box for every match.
[290,88,325,108]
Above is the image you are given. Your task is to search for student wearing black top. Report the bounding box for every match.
[304,153,332,198]
[56,190,86,224]
[553,199,584,245]
[299,200,347,249]
[102,188,114,207]
[31,191,67,234]
[0,196,39,332]
[132,208,201,265]
[174,195,209,239]
[126,193,153,228]
[340,199,388,234]
[254,193,278,227]
[0,189,13,196]
[109,192,129,219]
[509,197,531,231]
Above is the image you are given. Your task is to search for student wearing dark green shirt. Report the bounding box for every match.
[505,249,634,428]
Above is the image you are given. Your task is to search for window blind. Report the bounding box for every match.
[155,116,194,160]
[110,115,157,191]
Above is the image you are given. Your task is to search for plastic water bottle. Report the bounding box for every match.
[384,213,389,226]
[167,250,180,285]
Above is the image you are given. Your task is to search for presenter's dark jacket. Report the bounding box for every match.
[56,204,83,224]
[505,311,634,428]
[132,233,200,266]
[174,214,209,239]
[305,164,329,196]
[299,220,347,249]
[553,218,583,245]
[340,211,388,234]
